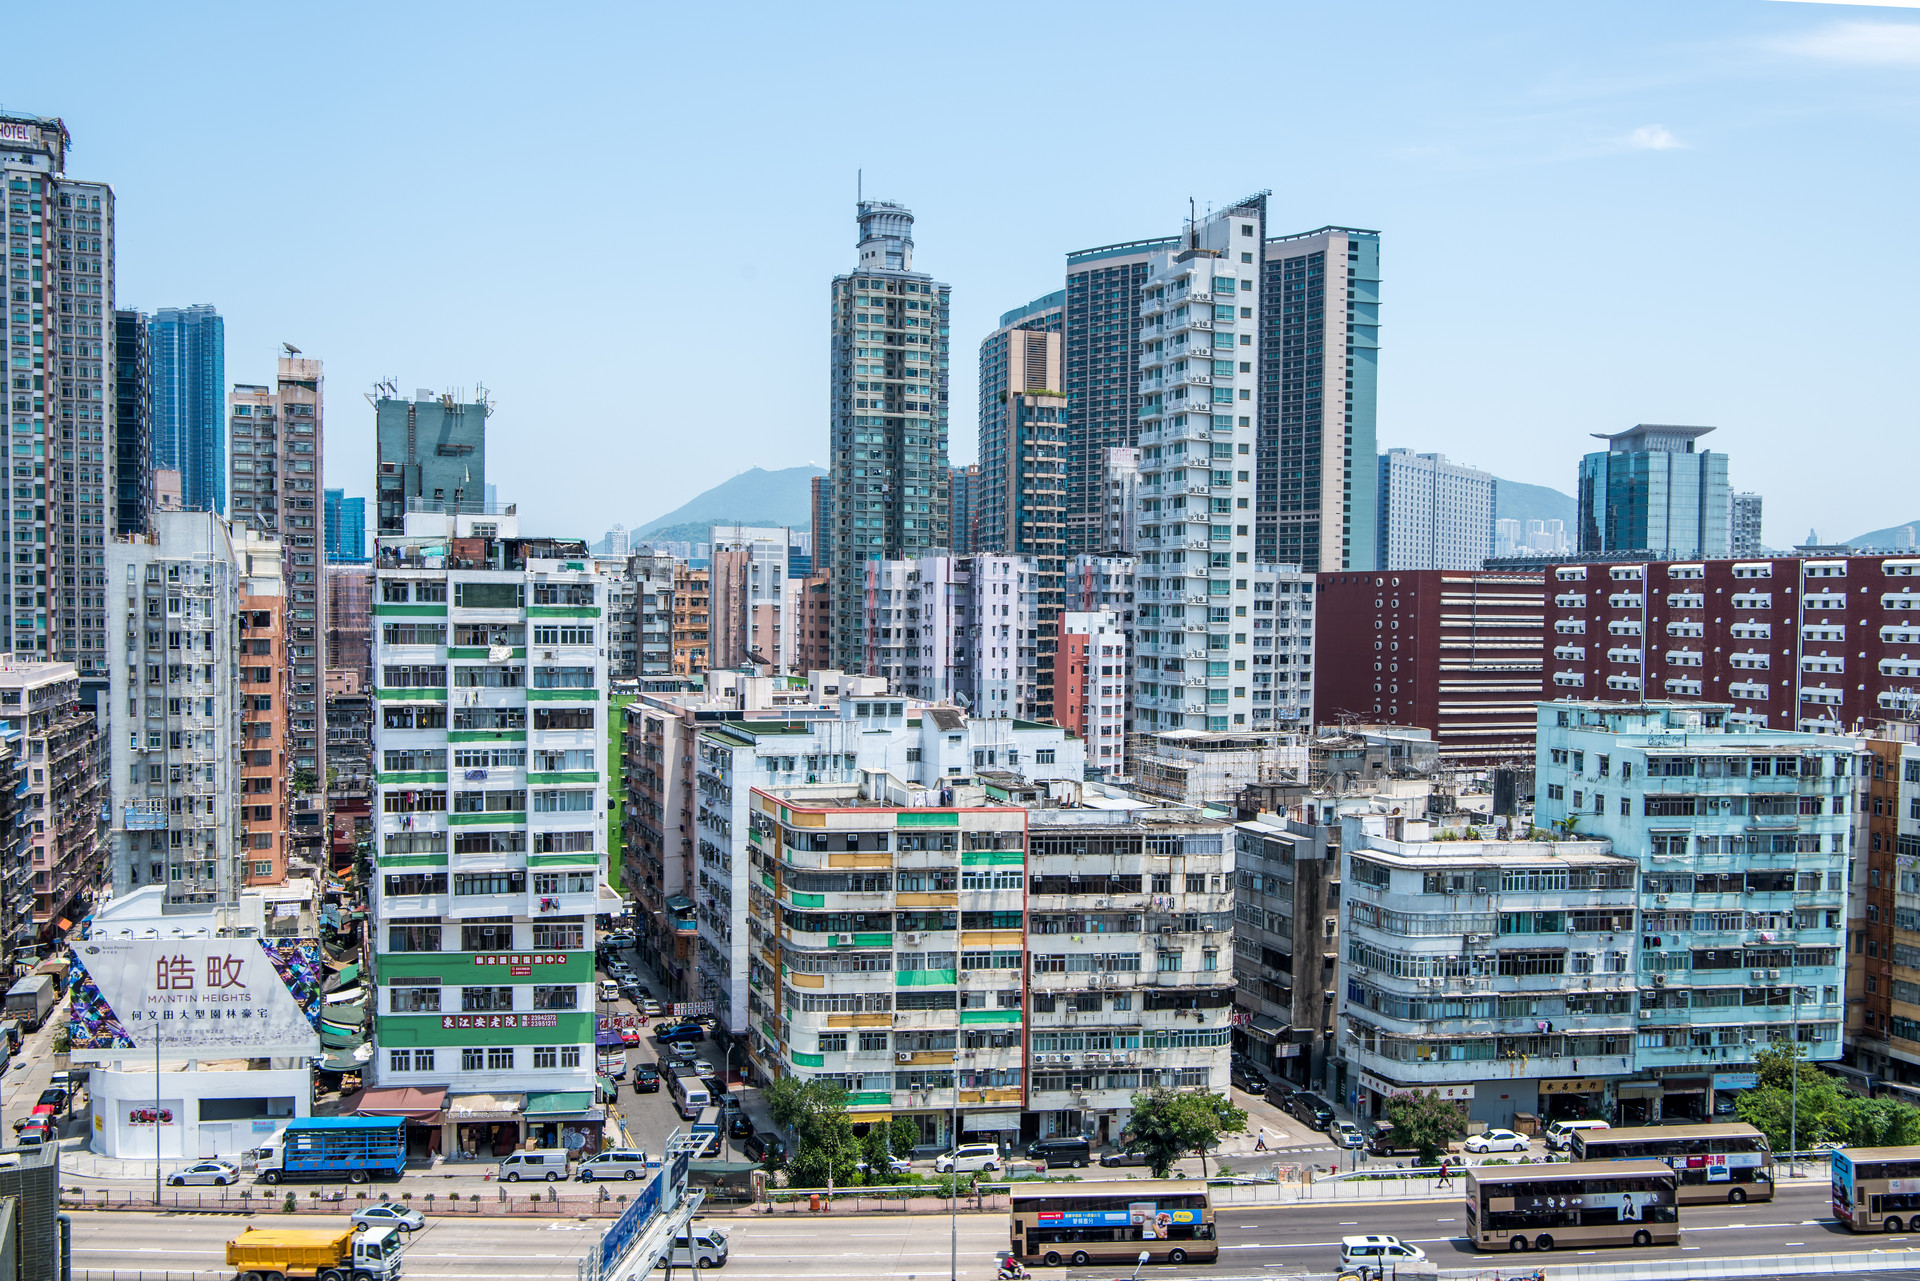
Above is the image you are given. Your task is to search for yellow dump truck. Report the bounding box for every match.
[224,1225,406,1281]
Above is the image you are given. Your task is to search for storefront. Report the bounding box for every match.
[1354,1073,1481,1124]
[352,1086,447,1161]
[1614,1082,1660,1125]
[1659,1076,1710,1122]
[1539,1077,1608,1122]
[446,1093,525,1160]
[524,1091,605,1157]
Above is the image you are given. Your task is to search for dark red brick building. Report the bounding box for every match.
[1314,570,1546,765]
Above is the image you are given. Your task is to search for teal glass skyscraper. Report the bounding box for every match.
[1577,424,1730,557]
[324,488,367,562]
[149,304,226,513]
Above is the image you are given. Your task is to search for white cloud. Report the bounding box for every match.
[1770,19,1920,65]
[1624,124,1686,151]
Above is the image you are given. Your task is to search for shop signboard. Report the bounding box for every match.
[600,1170,662,1268]
[69,939,322,1061]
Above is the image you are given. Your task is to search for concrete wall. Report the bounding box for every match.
[88,1065,308,1160]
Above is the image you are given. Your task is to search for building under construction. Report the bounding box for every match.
[372,386,491,534]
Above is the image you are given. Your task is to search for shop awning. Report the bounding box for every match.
[320,1025,365,1051]
[524,1091,594,1117]
[333,962,361,986]
[355,1086,448,1121]
[55,917,72,932]
[595,1076,618,1099]
[448,1093,525,1121]
[314,1047,371,1072]
[1243,1015,1287,1043]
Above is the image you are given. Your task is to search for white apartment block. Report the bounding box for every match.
[1376,448,1493,571]
[107,510,245,906]
[860,554,1043,718]
[368,510,616,1139]
[1250,565,1314,729]
[1133,205,1261,735]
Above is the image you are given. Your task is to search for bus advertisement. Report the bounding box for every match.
[1831,1146,1920,1232]
[1569,1123,1774,1204]
[1009,1181,1217,1268]
[1467,1160,1679,1253]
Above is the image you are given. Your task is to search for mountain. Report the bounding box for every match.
[1844,519,1920,551]
[1492,476,1577,531]
[634,465,825,539]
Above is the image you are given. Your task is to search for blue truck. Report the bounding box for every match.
[256,1116,409,1185]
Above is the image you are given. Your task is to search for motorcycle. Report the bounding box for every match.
[997,1263,1031,1280]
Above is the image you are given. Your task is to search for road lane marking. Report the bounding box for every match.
[1786,1242,1806,1246]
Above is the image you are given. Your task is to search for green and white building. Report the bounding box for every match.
[369,509,616,1158]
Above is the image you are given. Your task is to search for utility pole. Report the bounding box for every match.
[1789,986,1801,1179]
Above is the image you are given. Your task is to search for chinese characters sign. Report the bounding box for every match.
[473,952,569,979]
[68,939,323,1062]
[439,1014,561,1030]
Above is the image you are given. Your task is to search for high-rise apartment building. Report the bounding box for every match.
[1099,447,1140,555]
[949,464,980,555]
[373,389,489,536]
[112,309,151,536]
[148,305,225,515]
[1260,227,1381,573]
[623,551,678,680]
[237,529,289,886]
[325,488,367,563]
[229,357,326,790]
[1540,552,1920,733]
[1577,424,1730,557]
[859,554,1043,714]
[1133,201,1264,735]
[1533,701,1853,1123]
[1844,729,1907,1089]
[368,510,612,1143]
[1315,569,1546,764]
[107,510,244,907]
[1064,239,1173,558]
[1058,611,1128,774]
[1250,565,1316,730]
[2,112,117,687]
[826,202,952,671]
[671,562,709,675]
[1731,491,1765,558]
[1376,448,1493,571]
[809,474,832,572]
[0,658,103,945]
[709,525,797,673]
[0,731,29,967]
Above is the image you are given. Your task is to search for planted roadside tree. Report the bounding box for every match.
[1120,1087,1248,1179]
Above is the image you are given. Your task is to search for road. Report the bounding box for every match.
[66,1183,1920,1280]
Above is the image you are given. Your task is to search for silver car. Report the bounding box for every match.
[167,1159,239,1186]
[350,1203,426,1232]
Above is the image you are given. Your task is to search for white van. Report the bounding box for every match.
[598,980,621,1003]
[657,1227,728,1269]
[498,1149,570,1182]
[576,1149,654,1181]
[1544,1118,1610,1152]
[1340,1235,1426,1271]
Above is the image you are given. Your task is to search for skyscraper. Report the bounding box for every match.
[826,201,951,671]
[1132,199,1264,735]
[374,388,489,535]
[1376,448,1493,570]
[1,112,118,686]
[149,304,226,514]
[1064,239,1174,557]
[1576,424,1730,557]
[1259,226,1380,572]
[324,487,367,563]
[947,464,979,554]
[229,356,327,786]
[112,309,151,535]
[1730,490,1764,557]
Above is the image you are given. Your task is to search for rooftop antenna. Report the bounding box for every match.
[858,168,862,206]
[1187,197,1197,249]
[281,342,301,357]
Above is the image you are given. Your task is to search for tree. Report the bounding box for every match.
[1735,1041,1849,1153]
[1843,1094,1920,1149]
[762,1077,860,1187]
[1383,1090,1466,1166]
[1120,1087,1248,1179]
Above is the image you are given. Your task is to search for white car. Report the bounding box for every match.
[1341,1235,1427,1270]
[933,1143,1002,1174]
[1465,1128,1529,1154]
[167,1159,239,1186]
[1330,1121,1366,1150]
[351,1203,426,1232]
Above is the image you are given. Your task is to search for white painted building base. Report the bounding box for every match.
[86,1064,309,1161]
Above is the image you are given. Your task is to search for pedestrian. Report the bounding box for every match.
[1255,1132,1268,1153]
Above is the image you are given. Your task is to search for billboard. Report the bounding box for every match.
[68,938,324,1061]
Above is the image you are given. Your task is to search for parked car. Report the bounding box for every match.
[1543,1118,1609,1152]
[632,1063,660,1093]
[1329,1121,1366,1150]
[667,1042,699,1062]
[656,1020,705,1043]
[640,998,663,1017]
[576,1149,655,1182]
[933,1143,1002,1174]
[35,1087,68,1115]
[14,1121,54,1148]
[1264,1080,1298,1109]
[742,1132,786,1164]
[167,1159,240,1187]
[1231,1064,1271,1094]
[1287,1092,1335,1131]
[350,1203,425,1232]
[857,1156,912,1178]
[1714,1096,1739,1116]
[1341,1235,1427,1271]
[497,1150,569,1182]
[1365,1121,1424,1157]
[1027,1137,1092,1169]
[1465,1128,1529,1155]
[1100,1148,1151,1168]
[727,1110,754,1139]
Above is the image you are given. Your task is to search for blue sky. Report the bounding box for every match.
[7,1,1917,546]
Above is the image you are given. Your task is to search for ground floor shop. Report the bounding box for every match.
[88,1064,308,1161]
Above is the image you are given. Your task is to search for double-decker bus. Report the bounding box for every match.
[1008,1180,1217,1268]
[1466,1160,1679,1253]
[1569,1123,1774,1204]
[1831,1147,1920,1232]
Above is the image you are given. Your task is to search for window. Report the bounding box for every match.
[818,1032,848,1053]
[1036,750,1055,765]
[1157,952,1183,972]
[454,870,526,896]
[532,919,586,949]
[533,1046,558,1069]
[859,1031,889,1052]
[388,1049,434,1073]
[389,980,441,1013]
[460,922,514,951]
[532,985,578,1010]
[533,870,596,895]
[387,923,442,953]
[462,986,514,1013]
[462,1047,485,1072]
[533,789,595,812]
[454,582,523,609]
[561,1046,582,1068]
[486,1046,515,1071]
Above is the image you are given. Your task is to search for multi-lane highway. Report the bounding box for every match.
[65,1183,1920,1281]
